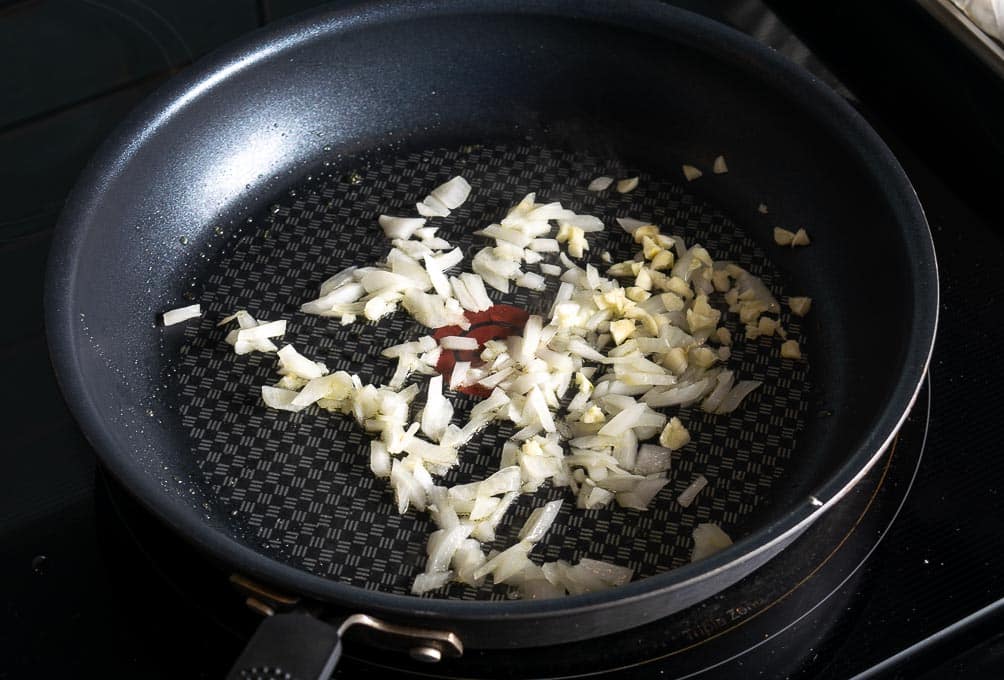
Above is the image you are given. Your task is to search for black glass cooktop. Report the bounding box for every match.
[2,1,1003,678]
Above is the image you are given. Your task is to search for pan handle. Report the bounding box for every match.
[226,611,342,680]
[226,610,465,679]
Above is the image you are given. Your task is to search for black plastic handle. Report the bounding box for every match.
[226,611,342,680]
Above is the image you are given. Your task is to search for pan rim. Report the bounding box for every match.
[44,0,938,641]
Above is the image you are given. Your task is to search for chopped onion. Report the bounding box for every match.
[261,385,306,412]
[162,304,201,326]
[459,273,493,311]
[411,571,453,594]
[449,276,479,312]
[677,474,709,508]
[587,176,614,191]
[715,380,762,414]
[712,155,728,174]
[616,177,639,193]
[370,441,391,477]
[425,523,474,574]
[420,375,454,441]
[430,176,472,210]
[277,345,327,380]
[615,477,669,510]
[379,215,426,240]
[634,444,673,475]
[700,370,734,414]
[691,523,732,562]
[518,499,563,543]
[449,361,470,390]
[439,336,479,351]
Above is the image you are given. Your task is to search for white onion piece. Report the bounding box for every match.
[291,371,353,408]
[217,309,258,329]
[615,477,669,510]
[527,387,556,433]
[519,578,565,600]
[715,380,762,414]
[277,345,327,380]
[318,266,359,296]
[423,236,452,251]
[516,271,546,291]
[529,238,559,252]
[700,370,734,414]
[420,375,454,442]
[471,490,518,542]
[634,444,673,475]
[459,273,492,310]
[449,361,470,390]
[261,385,307,412]
[425,523,474,573]
[370,441,391,478]
[677,474,709,508]
[417,194,451,217]
[432,247,464,271]
[391,460,427,514]
[643,378,712,408]
[691,523,732,562]
[439,336,479,351]
[423,254,453,299]
[473,541,533,582]
[615,217,650,235]
[452,539,488,585]
[411,571,453,594]
[561,214,604,232]
[712,155,728,174]
[162,304,201,326]
[429,176,472,210]
[518,499,563,543]
[379,215,426,240]
[234,320,287,345]
[576,558,633,587]
[597,402,645,437]
[587,176,614,191]
[449,276,479,312]
[468,495,500,522]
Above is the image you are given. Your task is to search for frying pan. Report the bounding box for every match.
[44,0,938,676]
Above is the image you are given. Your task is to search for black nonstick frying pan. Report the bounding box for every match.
[44,0,938,676]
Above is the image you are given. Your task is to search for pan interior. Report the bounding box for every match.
[171,141,810,598]
[48,4,931,618]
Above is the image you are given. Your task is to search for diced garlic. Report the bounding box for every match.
[773,227,795,246]
[682,165,702,181]
[780,339,802,359]
[659,417,691,450]
[616,177,639,193]
[788,296,812,316]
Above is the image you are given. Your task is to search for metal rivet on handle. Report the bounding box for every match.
[409,644,443,663]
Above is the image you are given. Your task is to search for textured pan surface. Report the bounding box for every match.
[174,142,809,597]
